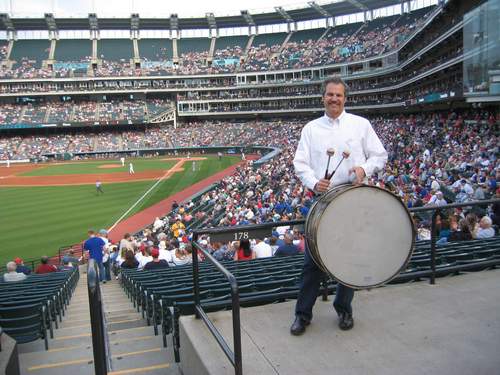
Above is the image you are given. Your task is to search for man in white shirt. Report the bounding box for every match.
[426,191,447,207]
[3,261,27,282]
[476,216,495,239]
[291,77,387,336]
[429,176,440,192]
[253,238,273,258]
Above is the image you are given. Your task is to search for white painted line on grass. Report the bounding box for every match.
[107,159,185,232]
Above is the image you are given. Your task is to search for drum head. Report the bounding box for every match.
[314,186,414,289]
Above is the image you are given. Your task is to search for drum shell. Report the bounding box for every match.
[305,184,415,289]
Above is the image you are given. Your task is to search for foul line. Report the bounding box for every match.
[107,159,185,232]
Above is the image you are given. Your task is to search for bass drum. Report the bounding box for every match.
[305,184,415,289]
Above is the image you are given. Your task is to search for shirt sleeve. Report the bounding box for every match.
[359,121,388,177]
[293,125,318,190]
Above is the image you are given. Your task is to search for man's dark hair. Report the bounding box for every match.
[41,256,49,264]
[321,76,349,97]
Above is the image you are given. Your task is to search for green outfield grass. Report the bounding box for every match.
[0,155,239,267]
[20,158,177,176]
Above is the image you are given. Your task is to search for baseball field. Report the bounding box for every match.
[0,155,241,267]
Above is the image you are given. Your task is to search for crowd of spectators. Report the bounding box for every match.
[100,111,498,268]
[0,7,435,79]
[2,109,497,272]
[0,99,171,127]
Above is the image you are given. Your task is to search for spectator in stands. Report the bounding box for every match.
[436,215,452,244]
[35,256,57,274]
[269,237,280,256]
[233,239,256,261]
[58,259,74,271]
[3,261,27,282]
[212,242,234,261]
[172,243,193,266]
[426,191,447,206]
[144,248,169,270]
[62,250,80,266]
[119,233,135,254]
[14,257,31,275]
[171,200,179,212]
[83,230,106,282]
[138,246,153,269]
[121,250,139,269]
[448,219,473,242]
[171,218,186,238]
[492,189,500,227]
[253,238,273,258]
[475,216,495,239]
[274,233,300,257]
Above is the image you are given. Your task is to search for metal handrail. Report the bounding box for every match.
[191,233,242,375]
[189,198,499,374]
[87,259,108,375]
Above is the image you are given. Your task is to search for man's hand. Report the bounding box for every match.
[349,166,366,185]
[314,178,330,193]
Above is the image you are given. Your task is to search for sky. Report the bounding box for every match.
[0,0,338,18]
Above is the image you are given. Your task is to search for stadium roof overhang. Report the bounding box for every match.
[0,0,401,31]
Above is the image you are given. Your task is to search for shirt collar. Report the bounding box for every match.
[324,110,346,125]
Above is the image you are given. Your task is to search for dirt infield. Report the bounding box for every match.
[0,157,202,187]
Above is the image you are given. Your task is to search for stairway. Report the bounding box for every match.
[17,268,179,375]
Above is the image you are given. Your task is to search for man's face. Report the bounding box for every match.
[323,83,346,119]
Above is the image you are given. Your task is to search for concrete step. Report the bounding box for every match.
[52,324,93,338]
[110,347,173,372]
[107,318,148,332]
[58,316,90,328]
[106,314,139,323]
[107,325,156,341]
[17,335,92,354]
[106,308,139,317]
[109,363,179,375]
[19,345,178,375]
[103,304,138,313]
[20,335,165,368]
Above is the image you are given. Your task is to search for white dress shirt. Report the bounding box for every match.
[253,241,273,258]
[294,111,388,190]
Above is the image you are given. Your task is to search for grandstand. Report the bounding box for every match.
[0,0,499,374]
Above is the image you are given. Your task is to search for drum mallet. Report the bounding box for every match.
[324,148,336,179]
[327,150,351,180]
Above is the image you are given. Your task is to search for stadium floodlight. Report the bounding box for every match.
[131,13,140,30]
[206,12,217,29]
[275,6,294,23]
[170,14,178,30]
[89,13,99,30]
[45,13,57,31]
[346,0,368,11]
[307,1,331,17]
[241,10,255,26]
[0,13,14,31]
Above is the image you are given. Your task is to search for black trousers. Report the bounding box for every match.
[295,247,354,322]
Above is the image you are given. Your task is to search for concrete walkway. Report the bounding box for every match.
[180,269,500,375]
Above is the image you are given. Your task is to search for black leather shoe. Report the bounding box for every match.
[338,312,354,330]
[290,317,309,336]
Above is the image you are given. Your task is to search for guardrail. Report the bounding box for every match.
[191,232,243,375]
[189,199,499,374]
[87,259,109,375]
